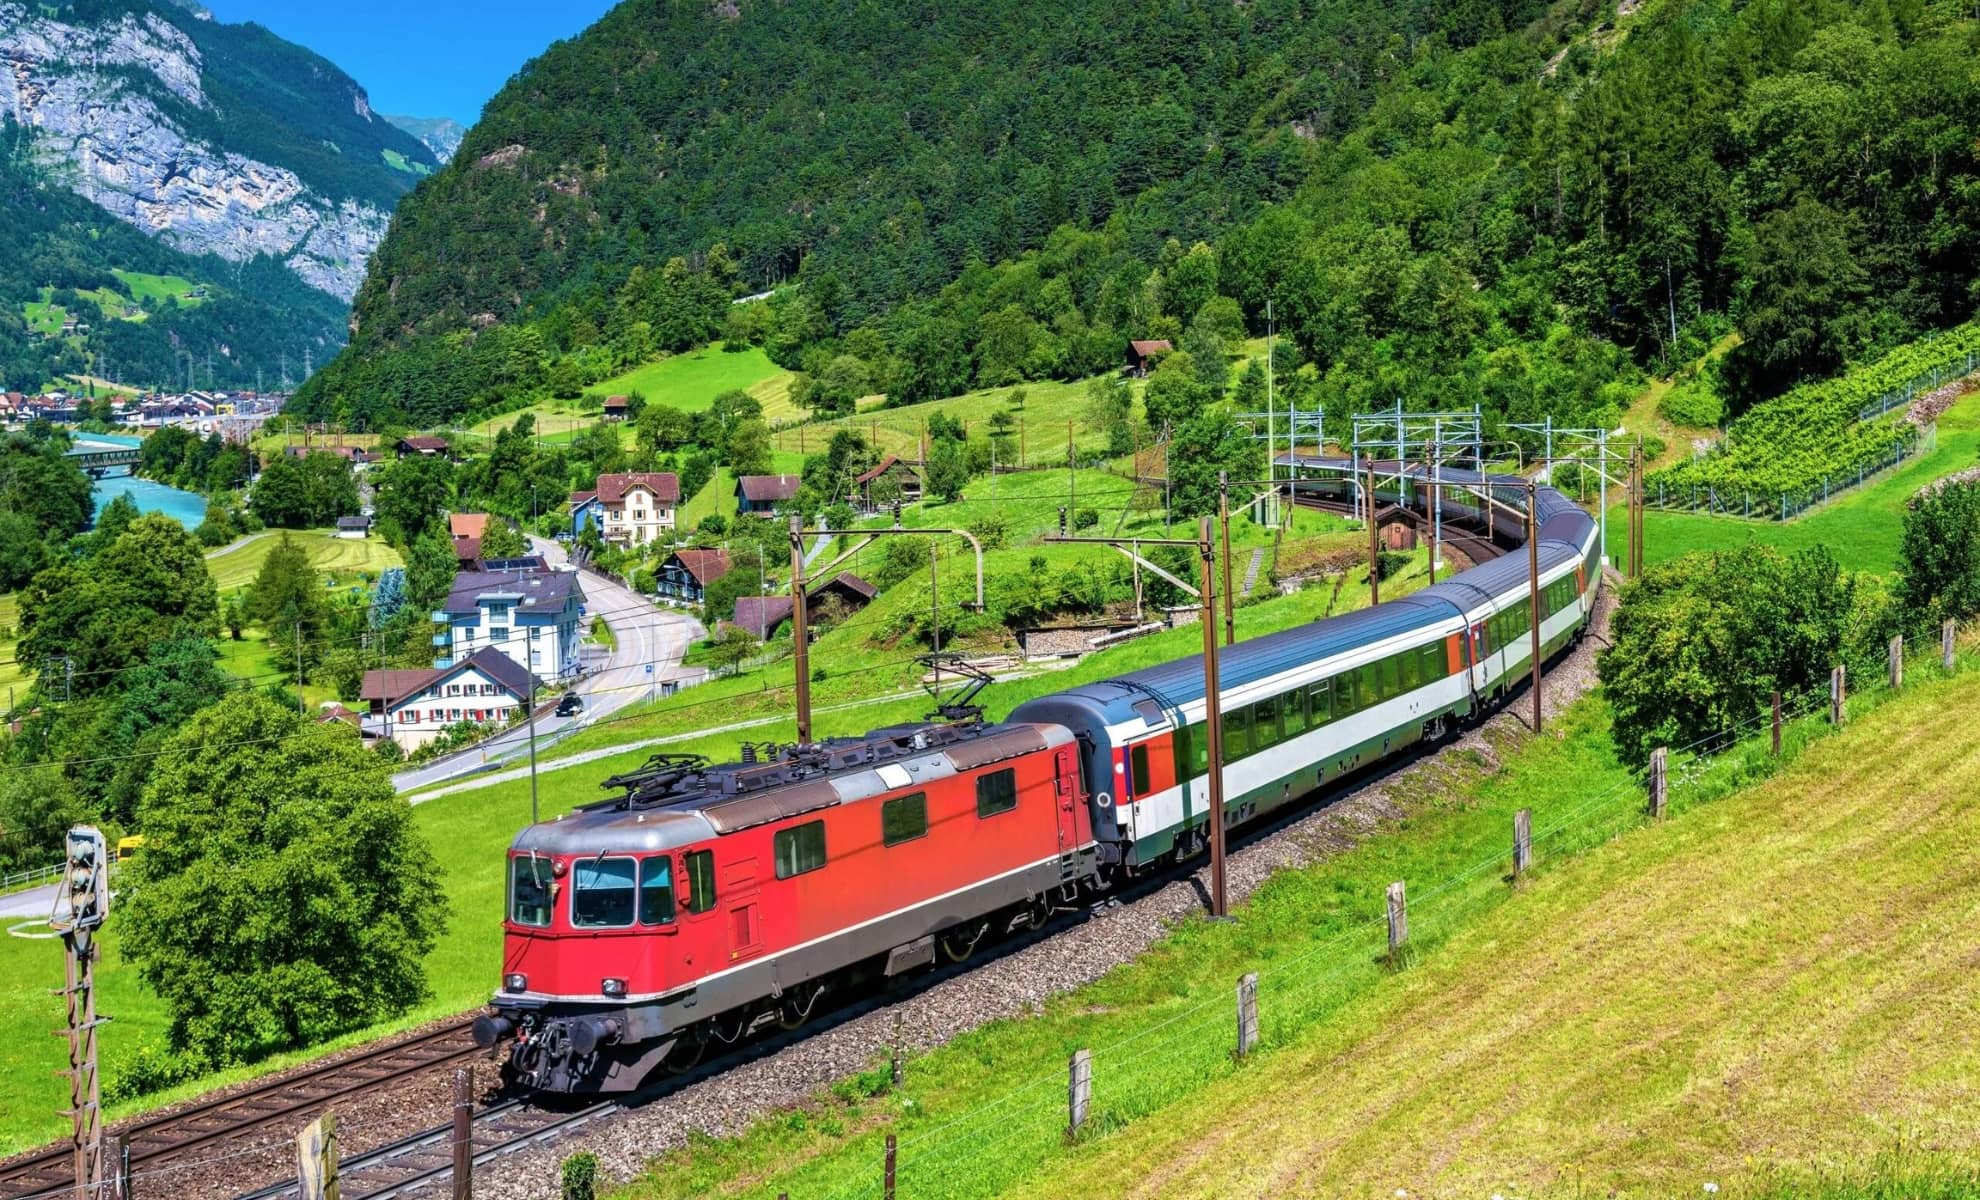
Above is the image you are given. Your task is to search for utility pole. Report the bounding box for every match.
[51,826,110,1200]
[1526,480,1543,734]
[1197,518,1228,919]
[1217,472,1234,645]
[1067,420,1076,517]
[789,515,811,745]
[527,674,540,825]
[1365,455,1381,606]
[294,623,305,717]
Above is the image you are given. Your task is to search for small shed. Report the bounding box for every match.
[602,395,630,421]
[399,435,452,458]
[1125,339,1173,378]
[854,455,923,511]
[736,474,802,515]
[335,514,372,540]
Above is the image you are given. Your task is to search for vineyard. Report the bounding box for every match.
[1648,323,1980,520]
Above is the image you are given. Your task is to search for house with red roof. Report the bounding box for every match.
[594,471,681,546]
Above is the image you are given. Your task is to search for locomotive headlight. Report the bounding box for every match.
[600,977,628,998]
[503,973,528,993]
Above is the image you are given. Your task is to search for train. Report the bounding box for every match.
[472,461,1601,1093]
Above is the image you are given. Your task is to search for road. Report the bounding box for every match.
[389,540,704,794]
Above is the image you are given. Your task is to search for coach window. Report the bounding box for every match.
[1282,686,1309,739]
[1251,694,1280,752]
[774,820,827,879]
[1130,744,1152,799]
[1400,650,1421,693]
[509,855,553,927]
[1224,703,1251,758]
[683,849,716,914]
[638,856,675,925]
[1307,680,1333,727]
[882,792,929,846]
[977,768,1018,817]
[571,856,637,927]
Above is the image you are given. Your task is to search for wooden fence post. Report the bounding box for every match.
[1945,619,1958,671]
[1831,665,1846,725]
[1236,973,1259,1058]
[1386,881,1407,963]
[1771,691,1782,757]
[883,1133,897,1200]
[1512,809,1532,878]
[1889,635,1904,690]
[452,1067,473,1200]
[1648,747,1668,819]
[296,1113,339,1200]
[1067,1050,1092,1134]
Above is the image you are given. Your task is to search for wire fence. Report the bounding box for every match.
[1645,428,1929,522]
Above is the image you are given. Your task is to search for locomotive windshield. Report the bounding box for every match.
[509,855,553,927]
[572,856,638,927]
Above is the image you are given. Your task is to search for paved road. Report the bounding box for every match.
[0,881,57,921]
[389,541,704,794]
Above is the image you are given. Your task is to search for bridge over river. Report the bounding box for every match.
[66,436,141,477]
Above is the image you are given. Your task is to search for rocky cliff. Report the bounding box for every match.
[0,1,436,302]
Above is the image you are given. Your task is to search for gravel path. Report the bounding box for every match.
[455,585,1618,1200]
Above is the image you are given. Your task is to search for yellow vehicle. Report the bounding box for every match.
[115,835,145,863]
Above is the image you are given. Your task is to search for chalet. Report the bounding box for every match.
[601,394,630,421]
[594,472,680,545]
[806,571,878,616]
[430,565,586,680]
[452,536,483,568]
[656,548,732,605]
[731,595,795,640]
[398,435,452,458]
[727,572,877,637]
[359,648,537,753]
[449,513,491,541]
[1125,339,1173,378]
[853,455,923,512]
[335,515,372,540]
[736,473,801,516]
[288,444,373,466]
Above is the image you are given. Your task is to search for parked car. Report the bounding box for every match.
[555,693,585,718]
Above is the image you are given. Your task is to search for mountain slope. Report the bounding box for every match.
[0,0,440,302]
[384,114,465,164]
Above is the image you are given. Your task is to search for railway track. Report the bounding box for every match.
[1290,493,1510,565]
[0,1020,483,1200]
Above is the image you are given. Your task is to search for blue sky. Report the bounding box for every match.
[205,1,619,126]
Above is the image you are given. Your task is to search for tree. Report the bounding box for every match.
[121,693,447,1063]
[369,567,408,629]
[248,454,309,527]
[249,534,331,682]
[372,454,455,546]
[406,529,459,613]
[223,593,249,641]
[1896,481,1980,626]
[1142,353,1210,431]
[1086,373,1134,456]
[0,766,83,873]
[478,518,528,560]
[20,514,220,698]
[0,510,50,590]
[637,405,695,455]
[725,418,773,477]
[926,435,970,503]
[1167,408,1263,518]
[1182,320,1229,395]
[706,625,759,676]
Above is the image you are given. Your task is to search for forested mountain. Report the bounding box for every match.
[384,115,467,164]
[300,0,1980,440]
[0,0,443,391]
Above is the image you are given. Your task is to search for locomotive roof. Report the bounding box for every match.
[511,720,1072,857]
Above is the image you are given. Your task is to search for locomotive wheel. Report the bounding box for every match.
[661,1034,707,1075]
[1022,897,1051,931]
[940,921,987,962]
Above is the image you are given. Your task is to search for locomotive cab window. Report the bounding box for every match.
[774,820,827,879]
[509,855,553,928]
[638,856,675,925]
[882,792,929,846]
[683,850,716,914]
[571,856,637,928]
[977,768,1018,817]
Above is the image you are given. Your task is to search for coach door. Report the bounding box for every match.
[1053,747,1081,856]
[723,857,763,963]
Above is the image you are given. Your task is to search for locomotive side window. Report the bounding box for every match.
[882,792,929,846]
[684,850,716,914]
[509,856,553,927]
[976,768,1018,817]
[638,857,676,925]
[774,821,827,879]
[571,856,637,928]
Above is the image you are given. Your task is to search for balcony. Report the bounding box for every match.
[431,611,451,623]
[432,632,452,647]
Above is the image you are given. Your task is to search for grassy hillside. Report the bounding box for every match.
[585,346,791,414]
[203,530,403,595]
[609,656,1980,1200]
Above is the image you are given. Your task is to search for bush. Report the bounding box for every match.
[1658,378,1725,428]
[1073,507,1099,530]
[561,1151,598,1200]
[103,1041,208,1104]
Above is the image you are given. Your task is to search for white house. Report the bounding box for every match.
[432,565,585,680]
[595,472,680,546]
[359,648,537,752]
[336,515,371,540]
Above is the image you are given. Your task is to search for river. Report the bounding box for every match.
[70,433,208,529]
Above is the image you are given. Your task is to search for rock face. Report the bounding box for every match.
[0,2,408,302]
[383,114,467,164]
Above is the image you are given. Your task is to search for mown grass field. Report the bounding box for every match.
[769,374,1129,467]
[203,530,403,594]
[586,346,791,414]
[608,659,1980,1200]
